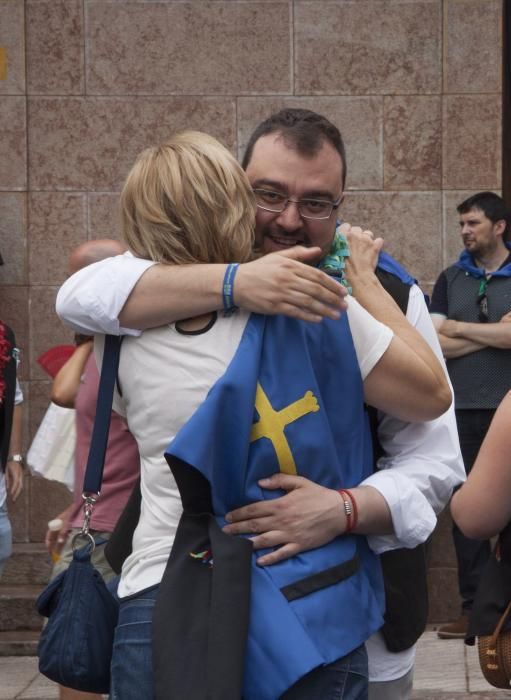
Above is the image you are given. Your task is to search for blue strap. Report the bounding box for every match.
[83,335,122,495]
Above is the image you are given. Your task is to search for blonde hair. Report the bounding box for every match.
[120,131,255,265]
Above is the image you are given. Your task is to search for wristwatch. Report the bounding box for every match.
[7,453,24,465]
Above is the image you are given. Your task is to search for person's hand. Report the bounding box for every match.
[223,474,345,566]
[500,312,511,323]
[340,222,384,288]
[439,319,460,338]
[5,460,23,502]
[235,247,348,323]
[44,510,70,556]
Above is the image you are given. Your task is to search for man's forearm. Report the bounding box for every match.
[57,248,347,334]
[437,332,486,358]
[449,321,511,349]
[348,485,393,536]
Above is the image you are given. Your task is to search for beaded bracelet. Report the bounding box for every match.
[338,488,359,533]
[222,263,239,316]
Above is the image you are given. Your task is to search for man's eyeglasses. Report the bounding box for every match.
[252,188,342,220]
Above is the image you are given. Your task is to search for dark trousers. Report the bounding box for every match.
[453,409,494,612]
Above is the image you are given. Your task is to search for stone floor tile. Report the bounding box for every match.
[17,671,58,700]
[414,631,467,691]
[0,657,38,699]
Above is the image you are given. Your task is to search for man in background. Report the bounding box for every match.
[431,191,511,639]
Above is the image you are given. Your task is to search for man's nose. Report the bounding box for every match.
[275,200,303,230]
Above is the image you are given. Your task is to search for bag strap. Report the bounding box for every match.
[490,599,511,646]
[78,335,122,541]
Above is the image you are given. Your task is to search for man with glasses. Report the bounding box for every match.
[57,109,463,699]
[431,191,511,640]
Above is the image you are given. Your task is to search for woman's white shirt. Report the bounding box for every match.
[98,297,392,598]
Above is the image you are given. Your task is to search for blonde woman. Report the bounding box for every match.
[104,131,450,700]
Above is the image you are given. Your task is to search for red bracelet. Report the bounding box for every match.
[338,489,359,533]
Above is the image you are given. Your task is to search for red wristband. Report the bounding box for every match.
[338,488,358,533]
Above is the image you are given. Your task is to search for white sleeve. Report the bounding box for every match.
[56,252,155,336]
[361,285,464,553]
[346,296,393,380]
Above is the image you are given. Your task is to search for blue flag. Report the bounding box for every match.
[165,311,385,700]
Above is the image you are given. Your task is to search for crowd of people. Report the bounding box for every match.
[2,108,510,700]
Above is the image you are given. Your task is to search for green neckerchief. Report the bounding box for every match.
[318,227,352,292]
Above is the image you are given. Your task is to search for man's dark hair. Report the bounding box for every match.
[457,191,511,242]
[242,108,347,188]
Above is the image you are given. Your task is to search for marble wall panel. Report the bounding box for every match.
[88,193,122,241]
[444,0,502,94]
[427,567,460,623]
[0,97,27,190]
[85,1,291,95]
[295,0,441,95]
[0,192,27,285]
[443,95,501,190]
[28,473,72,542]
[28,193,87,286]
[0,286,28,381]
[9,479,29,542]
[26,0,85,95]
[27,380,52,445]
[340,191,442,284]
[29,286,75,381]
[384,96,442,190]
[0,0,25,95]
[428,509,457,568]
[237,97,383,190]
[28,97,236,191]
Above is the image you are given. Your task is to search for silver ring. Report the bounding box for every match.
[71,531,95,553]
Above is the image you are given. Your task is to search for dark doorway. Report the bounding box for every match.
[504,0,510,205]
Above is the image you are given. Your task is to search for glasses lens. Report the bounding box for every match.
[298,200,333,220]
[478,293,488,322]
[253,189,286,212]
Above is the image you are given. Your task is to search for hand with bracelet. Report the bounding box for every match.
[5,456,23,502]
[224,474,392,567]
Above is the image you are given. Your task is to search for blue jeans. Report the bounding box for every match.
[110,586,157,700]
[0,502,12,578]
[281,645,368,700]
[110,584,368,700]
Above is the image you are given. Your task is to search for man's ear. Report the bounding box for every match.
[495,219,507,238]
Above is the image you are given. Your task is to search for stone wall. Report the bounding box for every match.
[0,0,503,620]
